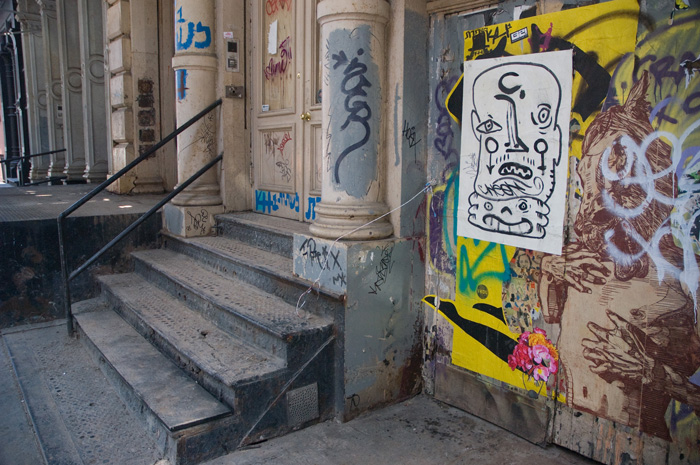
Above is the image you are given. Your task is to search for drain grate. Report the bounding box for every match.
[286,383,319,427]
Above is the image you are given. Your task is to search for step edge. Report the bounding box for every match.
[131,250,333,336]
[216,212,309,237]
[96,274,288,390]
[74,310,234,433]
[163,232,346,302]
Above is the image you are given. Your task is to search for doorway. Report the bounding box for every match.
[251,0,323,222]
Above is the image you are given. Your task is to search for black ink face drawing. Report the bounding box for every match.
[468,63,563,238]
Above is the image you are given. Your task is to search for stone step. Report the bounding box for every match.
[73,301,241,465]
[131,249,334,366]
[96,273,287,409]
[215,212,311,259]
[162,232,343,319]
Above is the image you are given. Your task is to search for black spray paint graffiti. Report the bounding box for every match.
[331,48,372,184]
[467,62,563,239]
[275,159,292,182]
[186,209,209,235]
[299,238,346,287]
[402,120,421,148]
[369,245,395,294]
[450,24,612,130]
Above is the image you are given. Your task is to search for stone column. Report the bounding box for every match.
[78,0,108,182]
[310,0,393,240]
[37,0,65,179]
[56,0,86,183]
[17,1,50,181]
[164,0,222,236]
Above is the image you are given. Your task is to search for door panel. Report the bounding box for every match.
[253,0,319,222]
[304,121,323,221]
[261,4,295,112]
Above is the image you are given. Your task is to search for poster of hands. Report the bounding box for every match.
[457,50,573,255]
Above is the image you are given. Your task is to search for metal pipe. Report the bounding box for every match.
[58,98,222,221]
[58,98,222,336]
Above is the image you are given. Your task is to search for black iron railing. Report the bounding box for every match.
[0,147,67,165]
[1,148,67,186]
[58,98,223,334]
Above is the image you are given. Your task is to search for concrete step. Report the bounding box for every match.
[162,232,344,319]
[216,212,311,259]
[131,248,334,366]
[73,301,242,465]
[96,273,287,409]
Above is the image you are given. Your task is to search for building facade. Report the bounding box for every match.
[5,0,700,463]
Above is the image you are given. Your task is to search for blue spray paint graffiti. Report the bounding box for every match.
[457,241,512,295]
[306,196,322,221]
[255,190,300,215]
[175,7,212,51]
[176,69,188,101]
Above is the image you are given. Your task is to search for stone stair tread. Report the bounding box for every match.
[166,234,345,301]
[132,249,333,337]
[169,233,292,276]
[74,308,232,432]
[218,211,311,236]
[97,273,286,386]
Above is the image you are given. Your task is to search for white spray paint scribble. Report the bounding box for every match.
[600,117,700,318]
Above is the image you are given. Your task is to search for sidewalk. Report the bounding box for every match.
[1,321,597,465]
[0,182,166,222]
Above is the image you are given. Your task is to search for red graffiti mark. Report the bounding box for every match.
[266,0,292,16]
[264,37,292,80]
[278,132,292,155]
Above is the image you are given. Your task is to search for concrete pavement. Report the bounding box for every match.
[1,320,597,465]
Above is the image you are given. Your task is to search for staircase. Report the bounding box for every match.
[72,212,343,465]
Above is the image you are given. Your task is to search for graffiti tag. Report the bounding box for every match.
[331,48,372,184]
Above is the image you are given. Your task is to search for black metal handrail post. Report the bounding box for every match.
[58,98,222,334]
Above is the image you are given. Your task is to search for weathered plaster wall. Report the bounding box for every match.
[423,0,700,463]
[217,0,250,212]
[294,233,425,420]
[386,0,430,239]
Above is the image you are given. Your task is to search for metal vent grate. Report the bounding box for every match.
[286,383,319,427]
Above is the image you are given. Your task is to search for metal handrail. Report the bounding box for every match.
[58,98,223,334]
[0,148,66,165]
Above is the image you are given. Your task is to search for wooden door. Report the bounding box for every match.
[252,0,322,222]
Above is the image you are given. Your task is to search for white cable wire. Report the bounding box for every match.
[295,181,435,317]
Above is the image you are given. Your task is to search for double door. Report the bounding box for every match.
[252,0,323,222]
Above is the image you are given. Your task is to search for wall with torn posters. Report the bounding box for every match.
[424,0,700,463]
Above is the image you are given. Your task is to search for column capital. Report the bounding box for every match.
[317,0,390,25]
[36,0,57,13]
[17,0,42,31]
